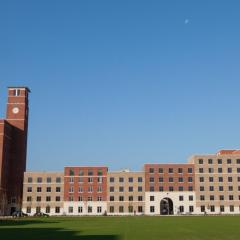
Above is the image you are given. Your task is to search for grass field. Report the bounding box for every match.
[1,216,240,240]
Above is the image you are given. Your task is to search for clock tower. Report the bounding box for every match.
[6,87,30,214]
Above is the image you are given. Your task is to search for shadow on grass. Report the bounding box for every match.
[0,219,59,226]
[0,228,119,240]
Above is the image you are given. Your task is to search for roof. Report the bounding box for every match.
[8,86,31,92]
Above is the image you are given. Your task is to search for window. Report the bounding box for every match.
[199,168,204,173]
[69,169,74,176]
[55,206,60,213]
[199,159,203,164]
[220,206,224,212]
[208,159,213,164]
[78,196,83,201]
[200,177,204,182]
[159,186,164,192]
[119,177,124,182]
[37,177,42,183]
[149,168,154,173]
[178,177,183,182]
[189,195,193,201]
[88,186,93,192]
[237,159,240,164]
[169,177,173,182]
[97,177,102,183]
[168,168,173,173]
[179,196,184,201]
[178,186,184,191]
[46,196,51,202]
[237,168,240,173]
[119,186,124,192]
[150,206,155,213]
[129,196,133,201]
[138,196,143,201]
[88,177,93,183]
[188,186,193,191]
[110,177,114,183]
[208,168,214,173]
[56,177,61,183]
[88,196,92,201]
[188,168,193,173]
[218,177,223,182]
[218,168,222,173]
[79,187,83,193]
[47,177,51,183]
[36,206,41,213]
[188,177,193,182]
[69,196,74,201]
[210,195,214,201]
[56,187,61,192]
[229,186,233,191]
[28,177,32,183]
[218,159,222,164]
[27,196,32,202]
[128,206,133,213]
[230,206,234,212]
[97,186,102,192]
[13,89,20,96]
[88,206,92,213]
[150,177,155,183]
[227,159,232,164]
[179,206,184,213]
[229,195,234,201]
[189,206,194,212]
[110,196,114,201]
[78,177,83,183]
[27,187,32,192]
[200,195,205,201]
[209,177,214,182]
[56,196,61,201]
[110,186,114,192]
[169,186,174,191]
[228,168,232,173]
[129,177,133,183]
[97,206,102,213]
[200,186,204,191]
[119,206,124,213]
[150,186,155,192]
[78,207,83,213]
[158,168,163,173]
[79,170,84,176]
[219,186,224,191]
[36,196,41,202]
[210,206,215,212]
[110,206,114,213]
[69,177,74,183]
[27,207,31,213]
[219,195,224,201]
[138,206,143,213]
[138,177,143,182]
[178,168,183,174]
[97,170,103,176]
[150,196,155,201]
[209,186,214,191]
[138,186,142,192]
[88,170,93,176]
[200,206,205,212]
[97,196,102,201]
[46,187,51,192]
[69,186,74,193]
[119,196,124,201]
[37,187,42,192]
[159,177,163,182]
[228,177,233,182]
[46,206,50,213]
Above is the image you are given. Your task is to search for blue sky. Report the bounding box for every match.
[0,0,240,171]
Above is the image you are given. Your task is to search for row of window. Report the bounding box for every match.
[149,186,193,192]
[148,168,193,174]
[198,159,240,165]
[149,177,193,183]
[199,186,240,192]
[200,195,240,201]
[149,206,194,213]
[27,177,62,183]
[109,206,143,213]
[199,176,240,182]
[200,205,238,213]
[26,196,61,202]
[27,187,61,193]
[149,195,194,201]
[68,196,103,201]
[109,196,143,201]
[109,186,143,192]
[198,167,240,173]
[69,186,103,193]
[26,206,61,214]
[109,177,143,183]
[68,206,103,213]
[69,169,104,176]
[68,177,103,183]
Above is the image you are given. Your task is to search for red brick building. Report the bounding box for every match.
[0,87,30,215]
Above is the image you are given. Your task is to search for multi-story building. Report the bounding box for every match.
[144,164,196,215]
[0,87,30,215]
[63,166,108,215]
[22,172,64,215]
[189,150,240,214]
[107,170,145,215]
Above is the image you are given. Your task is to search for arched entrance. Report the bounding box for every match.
[160,198,173,215]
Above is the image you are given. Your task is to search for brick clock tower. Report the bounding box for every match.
[0,87,30,215]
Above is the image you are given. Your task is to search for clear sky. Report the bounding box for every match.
[0,0,240,171]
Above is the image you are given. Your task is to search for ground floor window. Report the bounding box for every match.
[27,207,31,213]
[179,206,184,213]
[150,206,155,213]
[110,206,114,213]
[36,206,41,213]
[97,206,102,213]
[55,207,60,213]
[46,206,50,213]
[138,206,143,213]
[78,206,83,213]
[189,206,194,212]
[128,206,133,213]
[119,206,124,213]
[230,206,234,212]
[88,206,92,213]
[68,206,73,213]
[200,206,205,213]
[220,206,224,212]
[210,206,215,212]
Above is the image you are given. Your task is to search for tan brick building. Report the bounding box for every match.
[107,170,145,215]
[22,172,64,215]
[189,150,240,214]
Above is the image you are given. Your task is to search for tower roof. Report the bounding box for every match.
[8,86,31,92]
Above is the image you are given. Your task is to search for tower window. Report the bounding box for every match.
[13,89,20,96]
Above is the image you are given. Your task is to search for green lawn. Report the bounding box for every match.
[1,216,240,240]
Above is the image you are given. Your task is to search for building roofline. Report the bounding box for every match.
[8,86,31,92]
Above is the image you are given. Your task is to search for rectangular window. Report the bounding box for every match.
[119,177,124,182]
[37,177,42,183]
[179,196,184,201]
[150,196,155,201]
[119,206,124,213]
[200,206,205,212]
[47,177,51,183]
[188,168,193,173]
[27,207,31,213]
[138,177,143,182]
[56,196,61,201]
[46,187,51,192]
[56,187,61,192]
[129,186,133,192]
[28,177,32,183]
[138,206,143,213]
[27,187,32,192]
[129,177,133,183]
[189,206,194,212]
[97,206,102,213]
[220,206,224,212]
[210,206,215,212]
[110,177,114,183]
[179,206,184,213]
[46,196,51,202]
[37,187,42,192]
[158,168,163,173]
[149,168,154,173]
[56,177,61,183]
[150,206,155,213]
[168,168,173,173]
[88,206,92,213]
[78,207,83,213]
[138,196,143,201]
[138,186,142,192]
[46,206,50,213]
[110,206,114,213]
[178,168,183,174]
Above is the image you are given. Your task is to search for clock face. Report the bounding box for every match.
[12,107,19,114]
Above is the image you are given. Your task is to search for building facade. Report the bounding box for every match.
[22,172,64,215]
[107,170,145,215]
[0,87,30,215]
